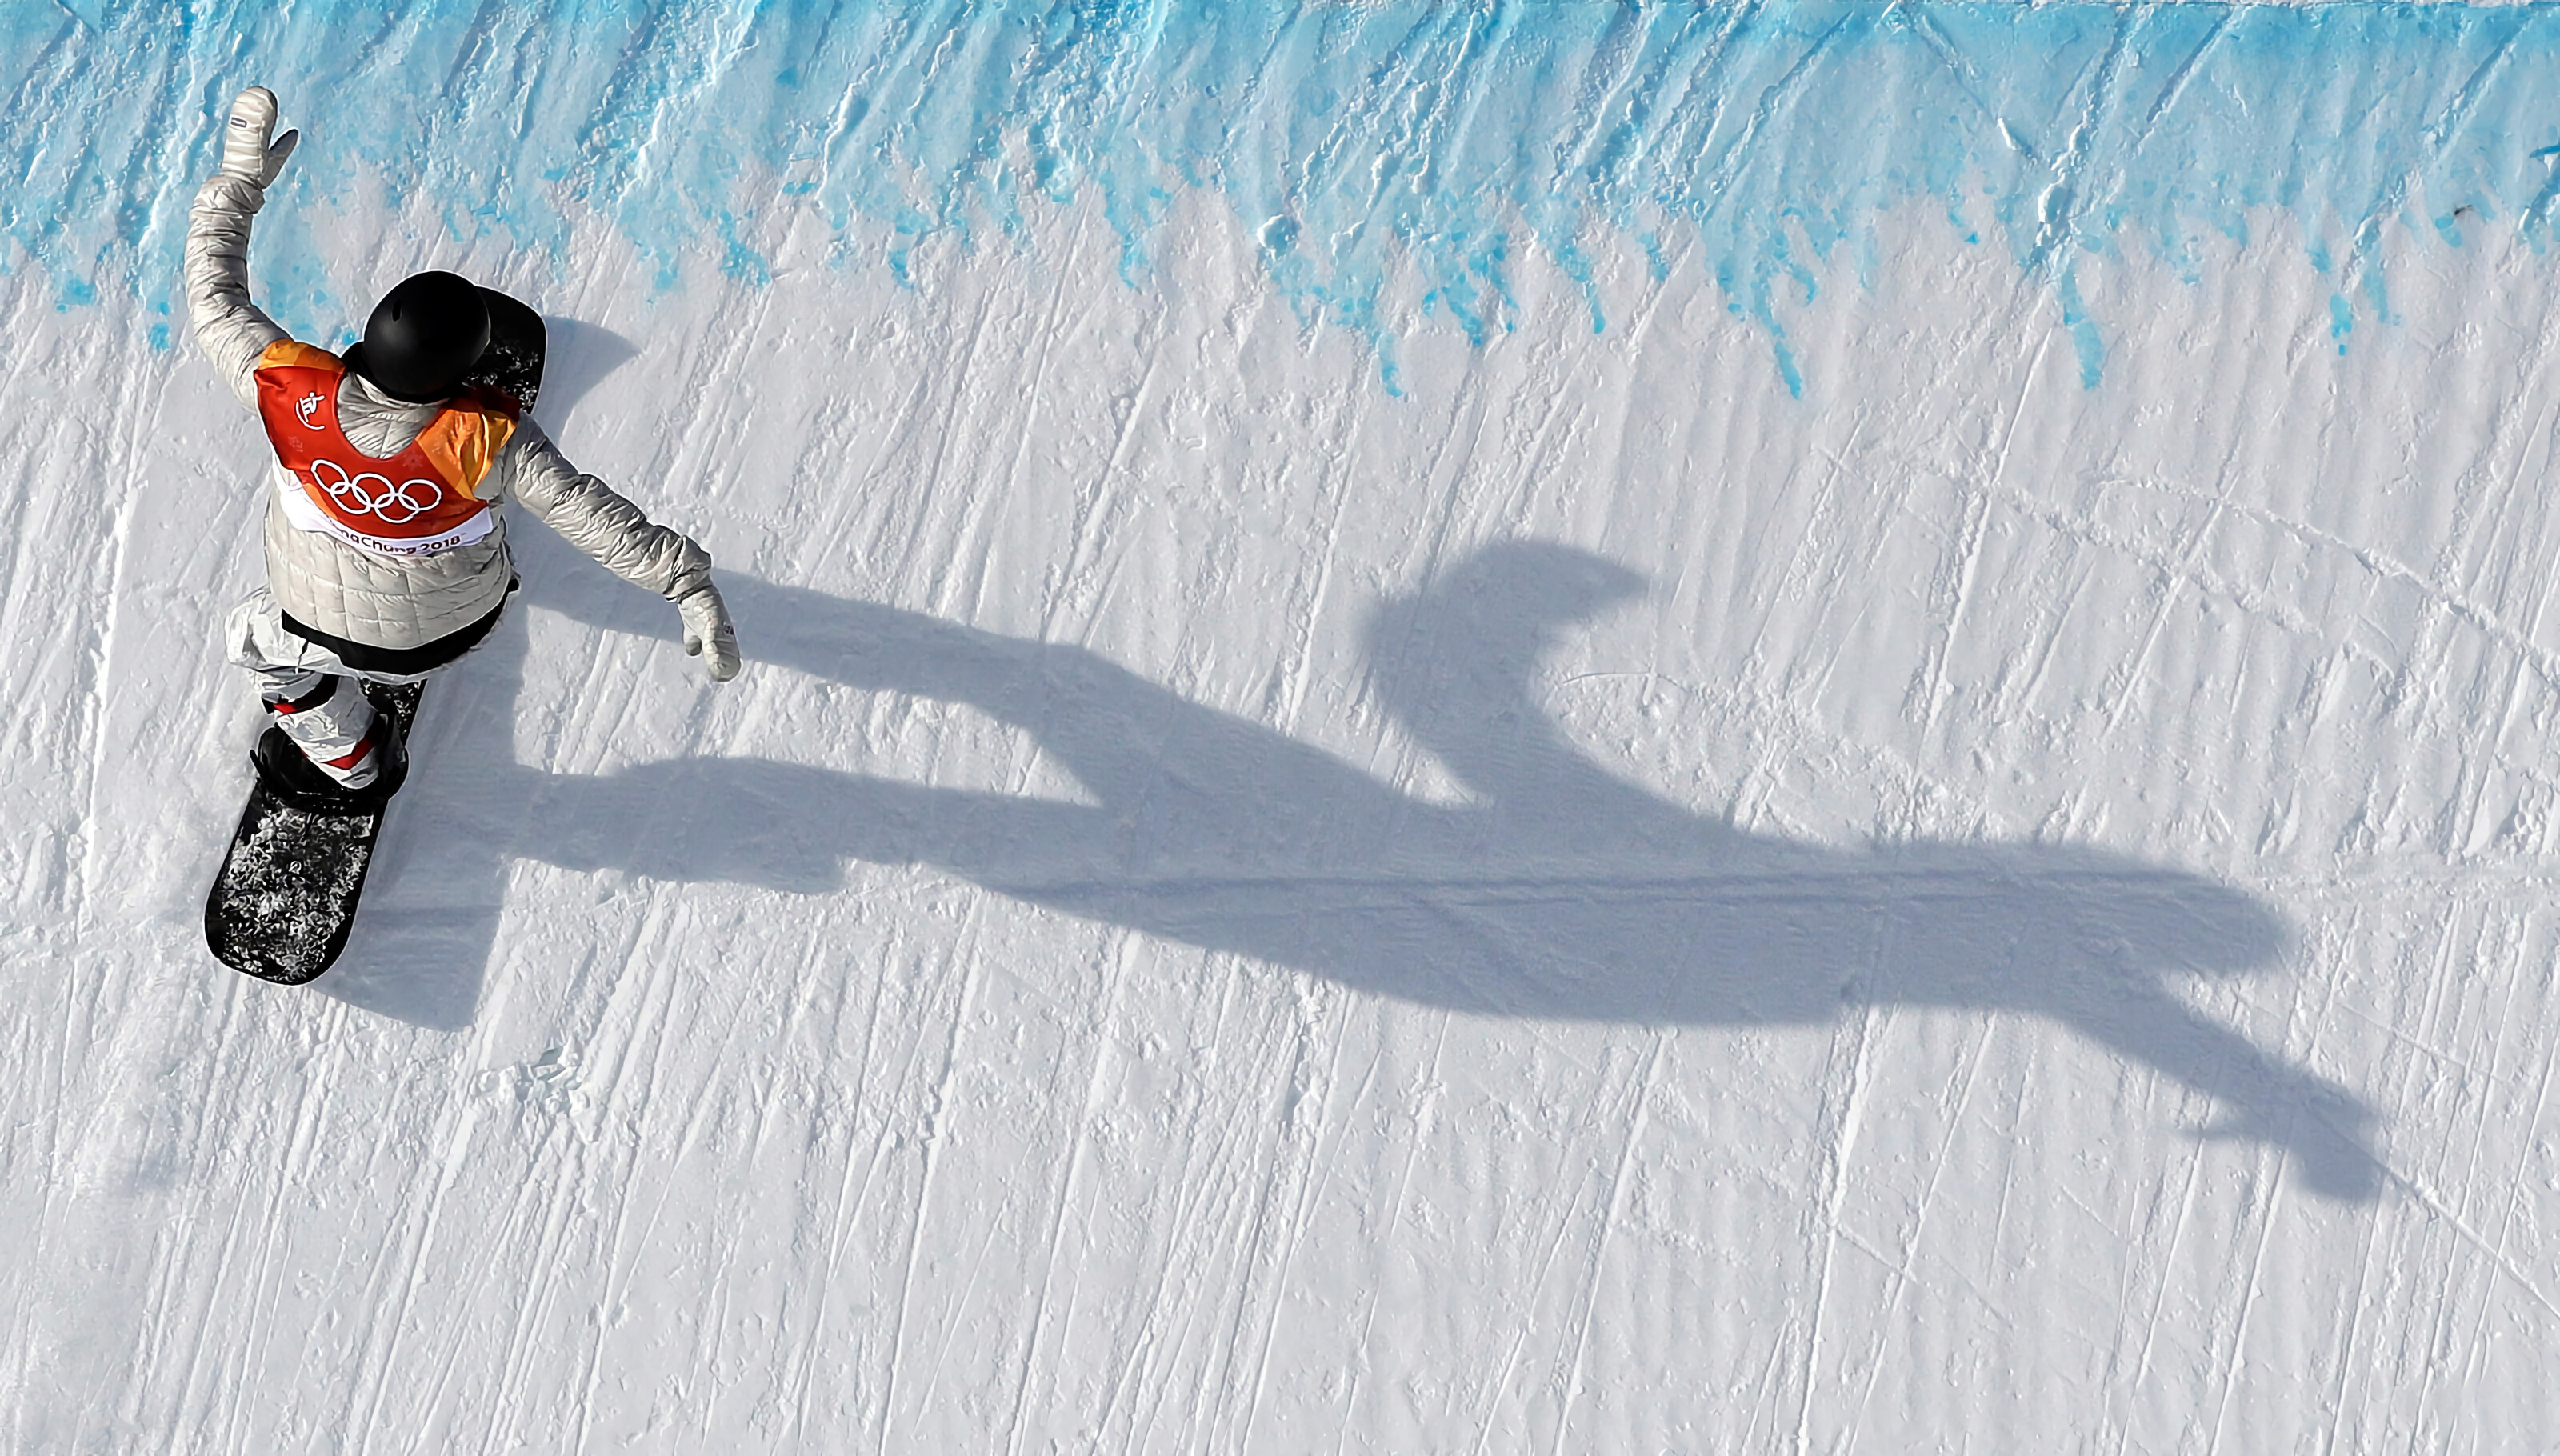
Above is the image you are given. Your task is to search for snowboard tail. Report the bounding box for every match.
[206,682,422,985]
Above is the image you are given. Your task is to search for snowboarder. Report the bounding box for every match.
[186,85,740,804]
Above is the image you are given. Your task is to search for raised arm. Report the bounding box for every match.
[184,87,299,409]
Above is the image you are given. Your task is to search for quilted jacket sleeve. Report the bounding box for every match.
[184,174,290,410]
[499,420,714,598]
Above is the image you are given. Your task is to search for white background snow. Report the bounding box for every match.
[8,3,2560,1450]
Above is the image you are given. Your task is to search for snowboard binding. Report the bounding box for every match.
[249,683,411,814]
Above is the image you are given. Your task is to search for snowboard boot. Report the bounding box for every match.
[253,675,409,813]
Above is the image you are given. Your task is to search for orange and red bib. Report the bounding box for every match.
[252,341,518,557]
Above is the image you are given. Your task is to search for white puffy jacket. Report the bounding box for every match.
[186,172,712,653]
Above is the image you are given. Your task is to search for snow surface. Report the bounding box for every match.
[10,2,2560,1450]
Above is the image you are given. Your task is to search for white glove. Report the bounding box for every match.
[674,578,741,682]
[220,86,298,188]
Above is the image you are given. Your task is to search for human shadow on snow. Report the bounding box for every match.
[325,534,2378,1201]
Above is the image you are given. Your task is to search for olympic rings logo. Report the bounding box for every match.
[309,458,445,526]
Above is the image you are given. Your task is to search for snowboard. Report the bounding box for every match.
[205,290,544,984]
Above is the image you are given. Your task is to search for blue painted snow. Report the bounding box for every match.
[7,2,2559,393]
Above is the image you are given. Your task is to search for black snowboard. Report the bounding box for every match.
[206,293,544,985]
[206,682,423,983]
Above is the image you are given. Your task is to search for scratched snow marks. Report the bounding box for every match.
[16,14,2560,1452]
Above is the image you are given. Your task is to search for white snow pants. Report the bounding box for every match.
[223,589,434,788]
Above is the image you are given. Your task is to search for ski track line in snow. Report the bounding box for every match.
[1786,990,1884,1455]
[2429,908,2534,1433]
[171,980,290,1445]
[2318,1174,2394,1456]
[1217,982,1334,1450]
[1458,1047,1611,1456]
[999,926,1133,1456]
[2074,1027,2206,1454]
[1204,967,1330,1446]
[74,339,155,933]
[2198,1042,2298,1450]
[1545,1029,1666,1456]
[1183,986,1310,1453]
[1234,991,1382,1451]
[1139,958,1290,1452]
[1837,1018,1994,1452]
[1324,1010,1450,1456]
[2387,913,2560,1313]
[873,903,988,1451]
[562,906,682,1456]
[778,929,920,1446]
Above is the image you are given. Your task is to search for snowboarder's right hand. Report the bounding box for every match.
[219,86,298,189]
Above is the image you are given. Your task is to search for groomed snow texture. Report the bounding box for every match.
[8,2,2560,1450]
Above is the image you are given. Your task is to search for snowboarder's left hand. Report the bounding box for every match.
[674,577,741,682]
[220,86,299,189]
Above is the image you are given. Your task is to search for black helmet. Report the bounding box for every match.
[355,271,490,402]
